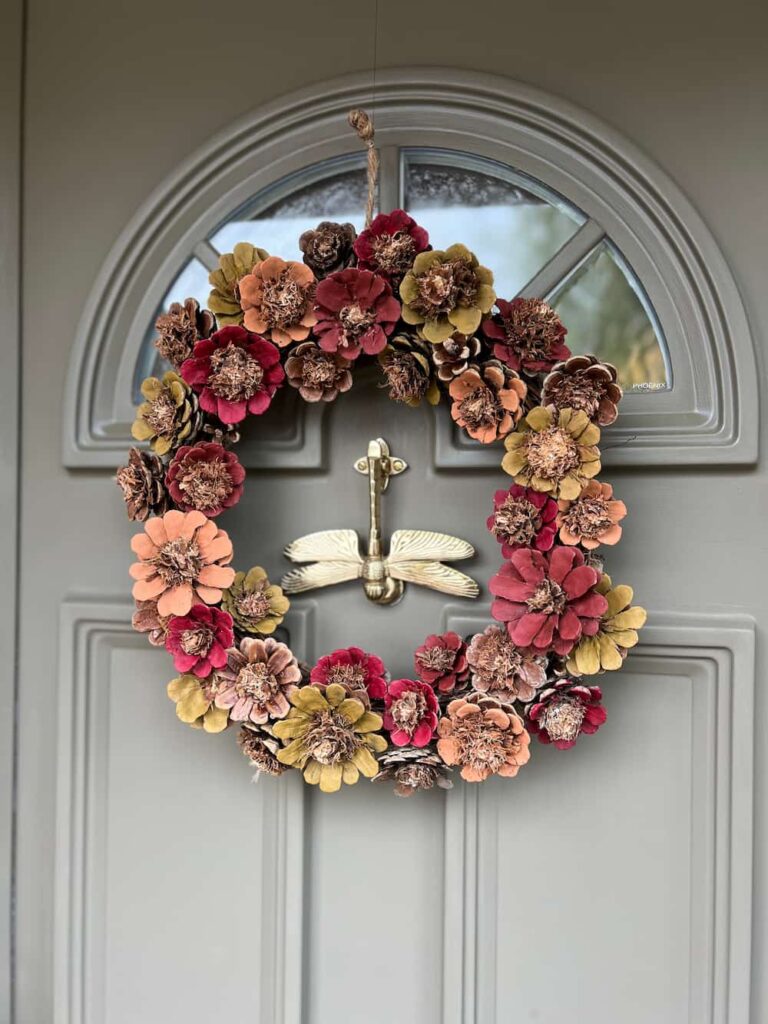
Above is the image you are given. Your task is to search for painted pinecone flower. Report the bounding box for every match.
[310,647,388,705]
[165,442,245,517]
[487,484,558,557]
[373,746,453,798]
[131,371,200,456]
[299,221,357,278]
[437,692,531,782]
[378,334,440,407]
[167,672,229,733]
[542,354,623,426]
[566,574,647,675]
[129,509,235,617]
[556,480,627,549]
[526,680,606,749]
[132,599,170,647]
[466,625,547,703]
[400,243,496,343]
[383,679,440,747]
[482,297,570,375]
[502,406,601,500]
[207,242,270,325]
[239,256,318,347]
[449,361,527,443]
[284,342,353,403]
[429,332,482,382]
[353,208,429,283]
[414,632,469,694]
[116,447,169,521]
[489,546,608,656]
[214,637,302,725]
[273,683,388,793]
[164,603,234,678]
[222,566,290,636]
[238,723,286,777]
[314,267,400,359]
[180,325,285,424]
[154,297,215,369]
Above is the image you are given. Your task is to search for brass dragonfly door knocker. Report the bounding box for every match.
[281,438,480,606]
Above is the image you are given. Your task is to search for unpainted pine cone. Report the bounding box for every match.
[378,333,440,407]
[238,723,286,777]
[299,221,357,279]
[373,745,453,797]
[429,332,482,382]
[154,297,215,369]
[541,354,622,426]
[115,447,169,521]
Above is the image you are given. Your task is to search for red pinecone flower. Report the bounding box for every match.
[165,603,234,678]
[526,680,607,749]
[353,209,429,282]
[313,268,400,359]
[482,298,570,374]
[310,646,388,700]
[413,632,469,693]
[166,442,245,517]
[490,546,608,655]
[383,679,439,747]
[487,484,558,557]
[180,325,284,424]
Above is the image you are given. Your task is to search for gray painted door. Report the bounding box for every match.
[11,4,767,1023]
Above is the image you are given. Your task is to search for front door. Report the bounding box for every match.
[11,58,760,1024]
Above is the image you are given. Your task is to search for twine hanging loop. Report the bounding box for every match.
[348,108,379,227]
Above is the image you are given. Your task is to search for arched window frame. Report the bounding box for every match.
[64,68,758,468]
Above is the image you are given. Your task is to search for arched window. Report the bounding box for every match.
[65,70,756,468]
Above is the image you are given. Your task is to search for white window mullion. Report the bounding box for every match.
[192,239,221,272]
[515,219,604,301]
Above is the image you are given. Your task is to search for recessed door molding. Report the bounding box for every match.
[442,607,755,1024]
[54,600,754,1023]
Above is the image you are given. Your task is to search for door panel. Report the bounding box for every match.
[51,377,755,1023]
[14,13,766,1020]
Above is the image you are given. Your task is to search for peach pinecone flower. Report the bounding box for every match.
[238,256,317,347]
[557,480,627,548]
[437,693,531,782]
[129,509,235,617]
[449,361,527,443]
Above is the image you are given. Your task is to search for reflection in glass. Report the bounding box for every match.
[210,166,369,260]
[551,243,669,390]
[403,154,583,299]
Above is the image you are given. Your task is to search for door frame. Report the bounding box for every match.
[0,0,24,1017]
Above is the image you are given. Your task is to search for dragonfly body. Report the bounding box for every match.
[281,438,479,606]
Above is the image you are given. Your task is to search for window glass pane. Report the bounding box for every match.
[402,151,584,299]
[551,242,669,390]
[133,152,670,406]
[210,164,369,260]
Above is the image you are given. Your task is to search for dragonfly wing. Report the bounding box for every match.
[284,529,362,564]
[387,559,480,598]
[281,561,363,594]
[389,529,475,563]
